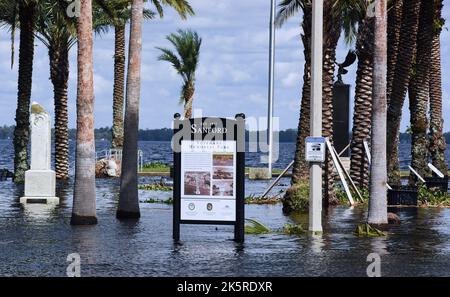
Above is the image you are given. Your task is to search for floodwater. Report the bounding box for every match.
[1,176,450,277]
[1,139,450,276]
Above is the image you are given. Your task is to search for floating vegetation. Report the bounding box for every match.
[418,185,450,207]
[282,223,306,235]
[142,197,173,205]
[244,219,271,234]
[354,223,386,237]
[245,194,281,205]
[138,184,173,191]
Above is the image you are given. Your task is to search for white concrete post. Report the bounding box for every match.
[309,0,323,233]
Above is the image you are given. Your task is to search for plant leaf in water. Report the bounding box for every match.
[354,223,386,237]
[244,219,271,234]
[282,223,306,236]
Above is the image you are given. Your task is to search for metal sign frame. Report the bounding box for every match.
[172,114,246,243]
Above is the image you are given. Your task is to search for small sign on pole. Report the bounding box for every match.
[305,137,326,162]
[172,114,246,243]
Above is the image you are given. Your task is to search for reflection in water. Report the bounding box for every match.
[22,203,58,221]
[370,237,388,256]
[310,234,324,254]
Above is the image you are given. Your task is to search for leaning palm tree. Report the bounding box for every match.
[368,0,387,225]
[0,0,37,183]
[428,0,447,175]
[35,0,77,181]
[408,0,434,185]
[156,29,202,118]
[71,0,97,225]
[386,0,421,186]
[117,0,194,219]
[93,0,154,150]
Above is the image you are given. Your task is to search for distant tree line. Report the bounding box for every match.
[0,125,448,144]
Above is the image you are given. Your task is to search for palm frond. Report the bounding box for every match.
[275,0,306,27]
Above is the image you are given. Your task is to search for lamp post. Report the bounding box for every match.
[309,0,323,233]
[267,0,276,178]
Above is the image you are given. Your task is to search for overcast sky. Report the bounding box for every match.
[0,0,449,131]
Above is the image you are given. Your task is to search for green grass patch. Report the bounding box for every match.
[138,184,173,191]
[245,194,281,204]
[141,162,171,173]
[142,197,173,204]
[282,223,307,235]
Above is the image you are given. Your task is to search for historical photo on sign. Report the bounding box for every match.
[183,171,211,196]
[213,167,233,179]
[213,153,234,167]
[212,180,234,197]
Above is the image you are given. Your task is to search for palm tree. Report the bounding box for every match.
[277,0,340,210]
[117,0,194,219]
[428,0,447,175]
[386,0,421,186]
[94,0,154,150]
[368,0,387,225]
[408,0,434,185]
[336,0,374,191]
[387,0,403,102]
[276,0,311,190]
[71,0,97,225]
[35,0,77,181]
[0,0,37,183]
[156,29,202,118]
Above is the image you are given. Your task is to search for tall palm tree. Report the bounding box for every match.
[386,0,421,185]
[94,0,154,150]
[387,0,403,102]
[35,0,77,181]
[276,0,341,211]
[117,0,194,219]
[368,0,387,225]
[276,0,311,189]
[408,0,434,185]
[428,0,447,175]
[0,0,37,183]
[336,0,374,191]
[71,0,97,225]
[156,29,202,118]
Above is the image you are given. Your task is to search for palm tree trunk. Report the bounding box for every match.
[183,81,195,119]
[283,4,311,214]
[428,0,448,175]
[111,24,126,150]
[387,0,403,102]
[386,0,421,186]
[350,17,374,190]
[408,0,434,185]
[291,5,311,185]
[49,42,70,181]
[368,0,387,225]
[71,0,97,225]
[13,1,36,183]
[322,0,340,207]
[117,0,143,219]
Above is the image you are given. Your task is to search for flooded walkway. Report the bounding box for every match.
[1,177,449,276]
